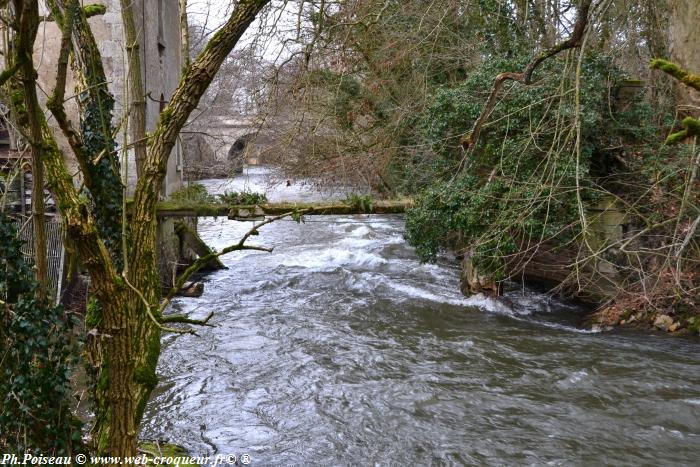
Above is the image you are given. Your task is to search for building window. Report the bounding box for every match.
[157,0,166,50]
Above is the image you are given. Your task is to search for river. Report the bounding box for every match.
[142,168,700,466]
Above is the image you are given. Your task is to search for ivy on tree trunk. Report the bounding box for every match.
[4,0,271,459]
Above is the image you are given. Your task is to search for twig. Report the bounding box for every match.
[158,209,310,314]
[160,311,215,326]
[121,273,196,335]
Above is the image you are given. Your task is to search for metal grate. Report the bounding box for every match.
[11,217,65,304]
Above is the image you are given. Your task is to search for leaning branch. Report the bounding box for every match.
[651,58,700,93]
[160,311,214,326]
[158,210,307,315]
[459,0,593,156]
[45,0,90,170]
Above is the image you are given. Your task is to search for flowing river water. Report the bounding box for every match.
[142,168,700,466]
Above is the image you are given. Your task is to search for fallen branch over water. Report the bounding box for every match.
[155,199,414,218]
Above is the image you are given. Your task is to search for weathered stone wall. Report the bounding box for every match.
[33,1,193,284]
[181,133,225,179]
[34,0,184,196]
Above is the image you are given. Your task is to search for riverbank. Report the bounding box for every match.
[589,287,699,336]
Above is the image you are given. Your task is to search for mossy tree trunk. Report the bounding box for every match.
[669,0,700,114]
[6,0,48,297]
[6,0,271,460]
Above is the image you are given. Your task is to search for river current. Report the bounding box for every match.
[142,168,700,466]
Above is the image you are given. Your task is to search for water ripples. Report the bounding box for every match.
[142,182,700,466]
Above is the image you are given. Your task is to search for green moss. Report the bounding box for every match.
[681,116,700,135]
[651,58,700,92]
[133,366,158,390]
[85,296,102,327]
[134,331,161,422]
[82,3,107,18]
[157,107,174,129]
[157,201,229,216]
[666,117,700,145]
[97,363,109,393]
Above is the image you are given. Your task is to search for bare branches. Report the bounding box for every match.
[459,0,594,156]
[45,0,89,169]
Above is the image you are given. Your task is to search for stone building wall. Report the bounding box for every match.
[34,0,184,196]
[32,1,196,284]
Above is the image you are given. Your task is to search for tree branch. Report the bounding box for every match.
[45,0,90,172]
[121,273,197,335]
[160,311,214,326]
[651,58,700,93]
[41,3,106,21]
[459,0,593,156]
[158,209,307,314]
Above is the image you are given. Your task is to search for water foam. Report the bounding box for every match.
[280,248,388,270]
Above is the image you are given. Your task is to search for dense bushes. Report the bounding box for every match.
[405,53,677,277]
[169,183,268,206]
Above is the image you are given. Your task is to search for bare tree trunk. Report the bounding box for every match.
[669,0,700,115]
[120,0,147,178]
[179,0,190,72]
[7,0,48,297]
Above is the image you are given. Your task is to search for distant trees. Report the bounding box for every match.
[260,0,698,318]
[259,0,676,191]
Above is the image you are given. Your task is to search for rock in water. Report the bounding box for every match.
[653,314,674,331]
[460,253,499,296]
[178,281,204,298]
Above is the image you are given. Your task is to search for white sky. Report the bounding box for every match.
[186,0,306,62]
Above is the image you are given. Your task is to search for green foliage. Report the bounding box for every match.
[290,211,306,224]
[169,183,217,204]
[78,66,124,270]
[218,190,268,205]
[344,194,374,213]
[406,53,669,274]
[169,185,269,207]
[0,214,82,454]
[307,70,365,128]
